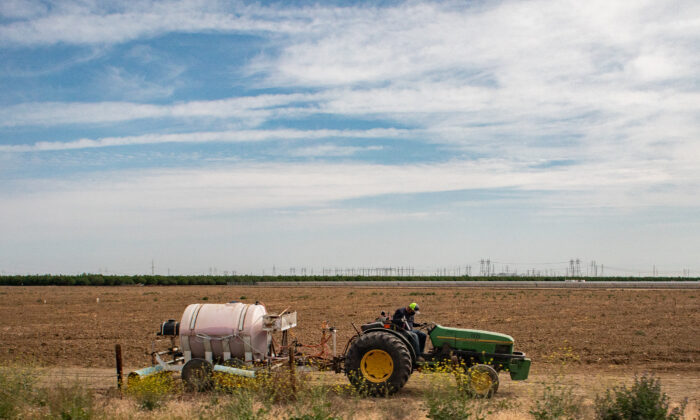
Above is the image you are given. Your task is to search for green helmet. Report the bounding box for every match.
[409,302,420,313]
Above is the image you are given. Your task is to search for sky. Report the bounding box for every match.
[1,0,699,276]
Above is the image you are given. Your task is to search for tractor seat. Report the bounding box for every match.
[360,322,385,331]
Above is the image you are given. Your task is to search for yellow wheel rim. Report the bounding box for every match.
[469,369,493,395]
[360,349,393,383]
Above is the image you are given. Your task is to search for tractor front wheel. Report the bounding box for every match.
[345,331,413,396]
[457,364,499,398]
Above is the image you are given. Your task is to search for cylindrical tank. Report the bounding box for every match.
[179,302,269,362]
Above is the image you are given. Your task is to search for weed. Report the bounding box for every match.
[595,374,686,420]
[634,330,646,336]
[543,341,580,366]
[216,367,343,419]
[202,296,209,301]
[126,372,177,410]
[422,362,510,420]
[251,366,309,404]
[240,295,247,300]
[529,381,583,420]
[423,384,488,420]
[288,413,341,420]
[376,396,414,420]
[0,363,38,419]
[289,385,342,420]
[38,381,95,420]
[217,388,269,420]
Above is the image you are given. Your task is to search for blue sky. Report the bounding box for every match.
[1,0,699,276]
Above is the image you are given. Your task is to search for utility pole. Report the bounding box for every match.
[151,259,154,275]
[575,259,580,277]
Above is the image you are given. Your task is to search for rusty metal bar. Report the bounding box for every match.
[115,344,123,391]
[289,342,296,398]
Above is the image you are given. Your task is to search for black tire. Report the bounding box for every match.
[181,358,213,392]
[458,364,499,398]
[345,331,413,396]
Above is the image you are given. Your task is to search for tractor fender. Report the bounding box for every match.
[361,327,417,365]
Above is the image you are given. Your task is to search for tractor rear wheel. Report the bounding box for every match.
[345,331,413,396]
[458,364,499,398]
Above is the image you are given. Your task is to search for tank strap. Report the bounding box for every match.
[202,337,213,362]
[181,335,191,362]
[238,304,249,331]
[190,304,203,330]
[242,336,252,361]
[222,338,231,361]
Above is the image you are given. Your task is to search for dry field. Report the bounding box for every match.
[1,285,698,418]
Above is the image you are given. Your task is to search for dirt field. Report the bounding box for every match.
[2,285,698,369]
[2,285,699,417]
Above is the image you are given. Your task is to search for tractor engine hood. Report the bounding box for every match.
[430,325,514,354]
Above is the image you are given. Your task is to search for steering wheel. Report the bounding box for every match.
[417,321,436,332]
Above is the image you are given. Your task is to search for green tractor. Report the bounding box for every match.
[343,313,531,397]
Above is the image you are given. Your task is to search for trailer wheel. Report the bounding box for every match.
[182,358,213,392]
[458,364,499,398]
[345,331,412,396]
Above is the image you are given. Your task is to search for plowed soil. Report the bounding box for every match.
[1,285,698,371]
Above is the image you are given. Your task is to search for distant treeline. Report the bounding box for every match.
[0,274,697,286]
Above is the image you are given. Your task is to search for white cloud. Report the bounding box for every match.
[289,144,383,157]
[3,160,696,218]
[0,128,407,152]
[99,66,176,100]
[3,1,698,166]
[252,1,700,88]
[0,0,47,20]
[625,54,686,82]
[0,92,320,127]
[2,1,700,273]
[0,1,309,46]
[2,159,698,273]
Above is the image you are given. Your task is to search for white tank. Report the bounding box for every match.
[179,302,269,362]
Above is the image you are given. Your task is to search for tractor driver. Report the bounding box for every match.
[392,302,427,357]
